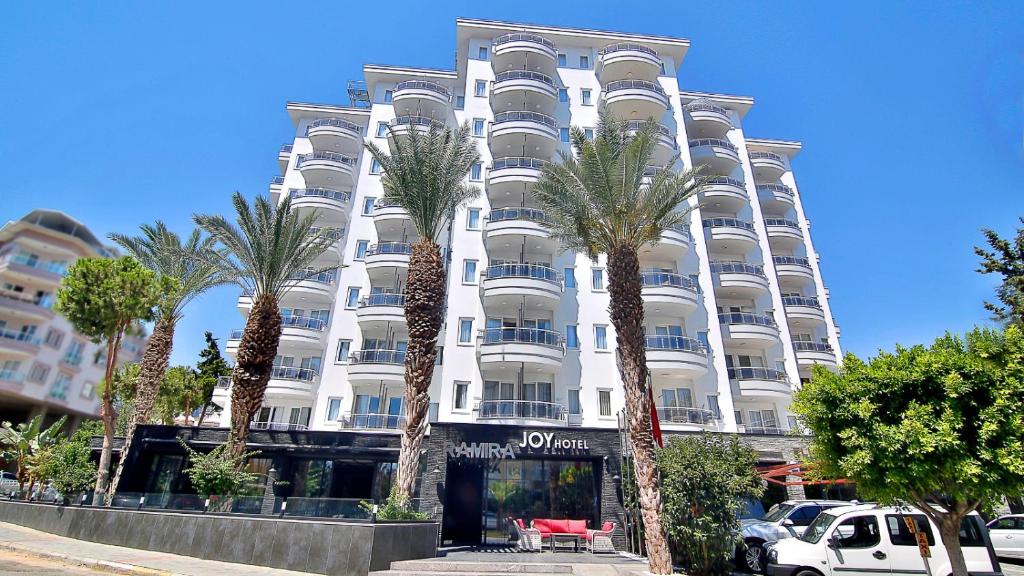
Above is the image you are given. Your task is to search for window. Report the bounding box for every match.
[788,415,799,430]
[584,128,594,140]
[376,121,388,137]
[560,127,570,143]
[50,373,71,401]
[383,89,393,103]
[335,340,351,363]
[345,287,360,309]
[81,381,96,400]
[563,267,576,288]
[362,197,376,215]
[27,362,49,384]
[831,516,881,549]
[660,62,666,75]
[44,328,63,349]
[599,390,612,416]
[462,260,478,284]
[354,240,369,260]
[591,268,604,290]
[594,325,608,350]
[565,325,579,349]
[734,410,743,424]
[568,389,581,415]
[454,381,469,410]
[466,208,481,230]
[455,95,465,109]
[557,53,567,67]
[475,80,487,97]
[579,55,590,69]
[885,515,934,546]
[788,505,823,527]
[326,398,342,421]
[698,331,711,351]
[991,517,1021,530]
[370,159,382,174]
[472,118,485,137]
[558,88,568,102]
[707,395,721,419]
[458,318,474,344]
[581,89,592,105]
[470,162,483,181]
[436,345,444,365]
[478,46,488,60]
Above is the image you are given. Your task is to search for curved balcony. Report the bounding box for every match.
[688,138,740,173]
[0,291,55,322]
[702,217,758,254]
[269,175,284,200]
[749,151,788,179]
[265,366,318,398]
[793,341,837,369]
[489,111,558,159]
[279,315,327,351]
[391,80,451,118]
[337,412,406,432]
[772,256,815,284]
[387,115,445,145]
[297,151,356,188]
[225,329,242,356]
[598,43,661,82]
[756,183,795,213]
[764,218,804,250]
[640,272,698,317]
[356,293,406,326]
[492,33,557,75]
[282,270,336,304]
[729,367,792,398]
[306,117,362,153]
[642,222,689,260]
[0,369,26,392]
[626,120,677,164]
[782,295,826,326]
[278,144,291,173]
[478,327,564,374]
[491,70,557,113]
[372,200,413,237]
[364,242,412,277]
[699,176,748,214]
[478,400,567,426]
[487,157,547,200]
[309,226,345,261]
[656,406,716,429]
[645,335,709,377]
[481,264,562,310]
[288,188,350,222]
[347,349,405,384]
[602,79,669,121]
[683,100,732,137]
[484,208,553,252]
[709,261,769,298]
[0,254,67,286]
[0,329,41,358]
[718,312,780,349]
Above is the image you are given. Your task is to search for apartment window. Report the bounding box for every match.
[335,340,351,363]
[458,318,474,344]
[470,162,483,181]
[362,197,376,216]
[383,89,393,103]
[376,121,388,138]
[560,127,570,143]
[50,373,71,401]
[787,415,799,430]
[474,80,487,97]
[563,267,576,288]
[81,381,96,400]
[591,268,605,290]
[455,95,465,109]
[557,53,567,67]
[594,325,608,350]
[568,389,581,415]
[581,89,592,105]
[27,362,49,384]
[453,381,469,410]
[466,208,481,230]
[354,240,369,261]
[558,88,568,102]
[472,118,485,137]
[462,260,478,284]
[565,324,579,349]
[707,395,721,419]
[579,55,590,69]
[436,345,444,366]
[44,328,63,349]
[734,410,743,424]
[326,397,342,421]
[370,159,382,174]
[584,128,594,141]
[598,390,612,416]
[345,287,360,309]
[478,46,488,60]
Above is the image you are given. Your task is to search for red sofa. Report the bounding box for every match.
[531,518,590,539]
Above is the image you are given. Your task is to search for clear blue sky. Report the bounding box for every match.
[2,1,1021,367]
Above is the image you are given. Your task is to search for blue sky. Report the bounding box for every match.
[2,1,1021,367]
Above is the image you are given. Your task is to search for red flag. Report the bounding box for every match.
[648,385,663,448]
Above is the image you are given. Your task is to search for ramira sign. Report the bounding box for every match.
[445,431,591,460]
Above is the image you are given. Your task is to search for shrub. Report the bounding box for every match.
[180,441,259,499]
[360,485,429,520]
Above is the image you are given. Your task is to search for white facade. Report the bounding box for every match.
[216,18,841,437]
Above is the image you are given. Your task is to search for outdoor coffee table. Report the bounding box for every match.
[549,532,581,552]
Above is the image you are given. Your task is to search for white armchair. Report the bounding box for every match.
[586,521,617,553]
[511,518,543,552]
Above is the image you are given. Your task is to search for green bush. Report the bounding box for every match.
[35,440,97,498]
[180,441,259,498]
[360,485,429,520]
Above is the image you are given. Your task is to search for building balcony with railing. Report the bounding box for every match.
[644,334,709,377]
[478,327,564,374]
[625,120,677,164]
[269,175,284,198]
[764,218,804,249]
[0,328,42,357]
[0,290,55,321]
[306,117,362,153]
[392,79,451,118]
[481,263,562,310]
[0,368,26,390]
[688,138,740,173]
[601,79,669,120]
[709,261,770,297]
[278,144,292,173]
[489,111,558,159]
[728,366,792,398]
[336,412,406,432]
[639,221,689,260]
[296,151,357,188]
[287,188,351,221]
[492,33,557,76]
[0,253,68,285]
[640,271,698,317]
[484,207,553,251]
[279,270,337,304]
[699,176,748,214]
[347,349,406,384]
[226,316,327,356]
[702,217,758,254]
[387,115,446,144]
[372,199,413,238]
[491,70,557,113]
[782,295,826,325]
[597,42,661,82]
[756,183,795,213]
[487,157,548,200]
[682,99,732,136]
[793,340,837,368]
[355,293,406,325]
[772,255,815,284]
[749,151,788,179]
[476,399,568,426]
[364,241,412,276]
[655,405,717,429]
[60,352,83,369]
[718,312,780,348]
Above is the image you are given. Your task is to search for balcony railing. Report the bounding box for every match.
[764,218,801,230]
[728,367,788,381]
[489,207,548,224]
[604,79,667,96]
[706,176,746,188]
[359,293,406,307]
[492,157,548,171]
[702,217,755,231]
[286,270,336,285]
[308,117,362,133]
[688,138,737,151]
[709,261,766,276]
[251,422,309,432]
[718,312,777,328]
[773,255,811,267]
[308,226,344,241]
[0,329,41,346]
[215,376,231,389]
[640,271,697,290]
[782,295,822,308]
[478,400,566,422]
[280,144,292,153]
[281,316,326,331]
[482,327,563,348]
[625,120,675,141]
[750,151,784,162]
[757,183,794,196]
[656,406,715,425]
[338,412,406,430]
[270,366,318,381]
[494,70,554,86]
[745,426,787,435]
[645,335,706,353]
[684,101,728,115]
[350,349,406,365]
[493,33,556,51]
[61,353,83,367]
[289,188,351,203]
[0,291,54,309]
[598,42,658,57]
[492,111,557,128]
[394,80,451,99]
[4,254,68,275]
[793,341,833,353]
[0,369,25,383]
[484,263,560,284]
[390,115,445,130]
[270,176,285,185]
[366,242,412,257]
[296,151,356,167]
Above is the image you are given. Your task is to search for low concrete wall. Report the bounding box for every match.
[0,500,437,575]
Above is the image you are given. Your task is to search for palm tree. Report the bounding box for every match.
[532,111,708,575]
[364,122,480,505]
[106,222,226,497]
[0,415,66,496]
[194,192,337,457]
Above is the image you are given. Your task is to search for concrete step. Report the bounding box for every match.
[385,559,576,573]
[371,572,565,576]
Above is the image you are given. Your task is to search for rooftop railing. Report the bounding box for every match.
[718,312,777,328]
[604,79,667,96]
[688,138,737,151]
[491,156,548,171]
[366,242,412,256]
[484,263,560,284]
[709,261,766,276]
[494,70,555,86]
[793,341,833,352]
[640,271,697,290]
[478,400,566,422]
[782,295,822,308]
[308,117,362,133]
[644,335,706,353]
[481,327,563,348]
[394,80,451,99]
[598,42,659,57]
[493,33,556,51]
[728,367,788,381]
[289,188,351,203]
[492,110,557,128]
[702,217,755,231]
[488,207,548,224]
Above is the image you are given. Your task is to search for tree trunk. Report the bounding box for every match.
[1008,496,1024,514]
[196,404,209,428]
[938,515,969,576]
[606,245,673,575]
[96,329,123,504]
[228,293,281,459]
[395,239,446,505]
[108,317,176,498]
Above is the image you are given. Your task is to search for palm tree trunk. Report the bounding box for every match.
[228,293,281,459]
[606,245,673,575]
[395,239,446,505]
[108,317,175,498]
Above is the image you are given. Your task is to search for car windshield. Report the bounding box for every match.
[801,512,838,543]
[761,503,796,523]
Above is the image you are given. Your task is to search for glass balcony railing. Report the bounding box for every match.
[491,157,548,171]
[229,329,243,340]
[484,263,560,284]
[493,33,556,51]
[307,117,362,133]
[494,70,555,86]
[61,353,83,367]
[640,271,697,290]
[394,80,451,100]
[373,199,405,210]
[793,341,833,353]
[757,183,794,196]
[489,207,548,224]
[0,369,25,383]
[728,367,788,381]
[625,120,675,141]
[339,412,406,430]
[773,256,811,267]
[270,176,285,185]
[718,312,777,328]
[215,376,231,389]
[656,406,715,425]
[684,101,728,115]
[359,293,406,307]
[764,218,801,230]
[0,329,41,346]
[251,421,309,431]
[478,400,566,422]
[5,254,68,275]
[286,270,336,285]
[390,115,445,130]
[270,366,318,381]
[688,138,737,151]
[709,261,766,277]
[279,144,292,154]
[705,176,746,188]
[366,242,412,257]
[296,151,356,167]
[289,188,351,203]
[492,111,557,128]
[745,426,787,435]
[750,151,785,163]
[307,226,344,241]
[0,290,54,309]
[604,79,667,96]
[782,295,822,308]
[598,42,659,57]
[281,316,326,331]
[482,327,563,348]
[350,349,406,365]
[702,217,755,231]
[644,335,706,353]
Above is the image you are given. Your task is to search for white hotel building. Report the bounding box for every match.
[214,18,841,438]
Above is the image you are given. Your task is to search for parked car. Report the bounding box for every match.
[739,496,768,520]
[766,504,1000,576]
[739,499,852,572]
[988,514,1024,559]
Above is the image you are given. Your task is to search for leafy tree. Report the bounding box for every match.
[194,193,336,458]
[194,331,231,427]
[107,222,226,497]
[154,366,206,425]
[0,415,66,495]
[660,434,764,576]
[975,218,1024,325]
[56,256,169,501]
[180,441,259,502]
[33,433,97,501]
[793,326,1024,576]
[532,111,708,574]
[365,122,480,504]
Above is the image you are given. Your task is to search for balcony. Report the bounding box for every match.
[279,315,327,350]
[282,270,336,303]
[645,335,709,377]
[387,115,445,146]
[602,79,669,121]
[337,412,406,432]
[772,256,815,284]
[626,120,677,164]
[709,261,769,298]
[269,175,284,199]
[597,43,661,83]
[793,341,837,368]
[743,426,788,436]
[749,151,788,179]
[487,157,547,200]
[489,111,558,159]
[0,254,67,286]
[702,217,758,254]
[347,349,405,384]
[477,400,567,426]
[698,176,747,214]
[372,200,413,237]
[492,33,557,75]
[364,242,412,277]
[688,138,740,173]
[60,352,83,371]
[491,70,557,113]
[756,183,795,213]
[656,406,716,429]
[484,208,553,252]
[729,367,792,398]
[478,327,564,373]
[640,272,698,317]
[642,222,689,260]
[288,188,350,222]
[764,218,804,250]
[297,151,356,188]
[683,100,732,137]
[306,117,362,153]
[356,293,406,325]
[0,291,55,322]
[0,369,25,392]
[309,226,345,261]
[782,295,826,326]
[718,312,780,348]
[265,366,318,398]
[392,80,451,118]
[0,329,41,357]
[251,422,310,432]
[278,144,292,173]
[481,264,562,310]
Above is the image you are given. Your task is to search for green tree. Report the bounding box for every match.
[793,326,1024,576]
[56,256,169,501]
[194,193,336,457]
[107,222,226,497]
[33,431,97,501]
[194,331,231,427]
[154,366,206,425]
[976,217,1024,325]
[532,111,708,574]
[0,415,67,495]
[660,434,764,576]
[365,122,480,504]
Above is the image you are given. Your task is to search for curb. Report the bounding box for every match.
[0,541,174,576]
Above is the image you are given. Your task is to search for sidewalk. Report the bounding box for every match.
[0,521,315,576]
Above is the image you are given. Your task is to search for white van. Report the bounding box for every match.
[766,504,1002,576]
